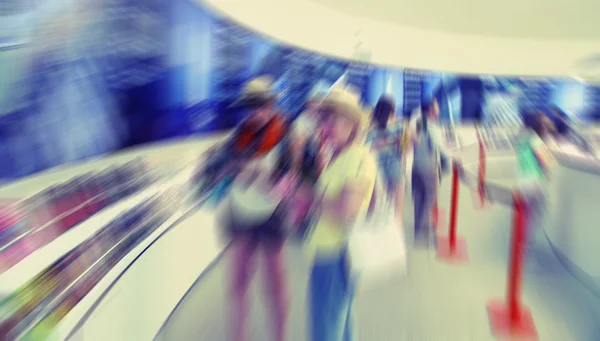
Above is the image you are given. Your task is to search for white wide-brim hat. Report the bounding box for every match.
[230,75,279,108]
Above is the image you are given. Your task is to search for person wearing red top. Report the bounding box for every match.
[219,76,294,341]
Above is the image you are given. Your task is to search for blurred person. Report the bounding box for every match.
[550,106,595,156]
[366,95,404,216]
[287,90,332,240]
[217,76,295,341]
[516,112,555,253]
[409,99,461,246]
[293,89,328,144]
[293,89,329,183]
[305,87,378,341]
[196,76,296,204]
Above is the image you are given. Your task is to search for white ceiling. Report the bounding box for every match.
[313,0,600,40]
[202,0,600,77]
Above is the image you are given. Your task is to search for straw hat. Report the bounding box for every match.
[230,75,279,108]
[320,86,369,132]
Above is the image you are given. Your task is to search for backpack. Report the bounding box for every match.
[198,115,293,201]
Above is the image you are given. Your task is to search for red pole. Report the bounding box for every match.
[448,162,460,251]
[436,161,467,262]
[486,192,538,338]
[478,139,486,206]
[508,193,527,323]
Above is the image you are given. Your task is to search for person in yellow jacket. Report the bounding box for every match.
[305,87,378,341]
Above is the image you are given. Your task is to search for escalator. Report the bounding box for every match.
[0,159,197,340]
[0,192,174,340]
[0,160,156,274]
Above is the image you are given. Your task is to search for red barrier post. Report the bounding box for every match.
[487,193,538,339]
[436,162,468,263]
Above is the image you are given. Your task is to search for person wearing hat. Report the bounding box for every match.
[305,86,378,341]
[218,76,294,341]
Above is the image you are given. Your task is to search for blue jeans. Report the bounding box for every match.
[412,167,437,239]
[309,251,355,341]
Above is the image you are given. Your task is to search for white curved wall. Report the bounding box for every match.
[202,0,600,77]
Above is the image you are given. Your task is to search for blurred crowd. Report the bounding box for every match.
[196,76,468,341]
[194,75,576,341]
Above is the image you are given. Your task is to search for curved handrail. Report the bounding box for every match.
[2,166,197,340]
[62,180,212,341]
[0,171,157,254]
[0,160,192,265]
[14,193,172,340]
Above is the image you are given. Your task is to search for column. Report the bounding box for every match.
[459,77,483,122]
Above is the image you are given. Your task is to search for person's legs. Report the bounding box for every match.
[396,180,405,221]
[522,187,546,253]
[413,168,438,246]
[341,297,354,341]
[293,185,314,234]
[262,239,289,341]
[412,170,427,242]
[384,160,402,207]
[396,157,407,221]
[341,252,355,341]
[309,255,352,341]
[384,176,397,209]
[229,235,259,341]
[421,175,437,233]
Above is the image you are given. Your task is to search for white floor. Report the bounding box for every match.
[2,131,599,340]
[156,178,600,341]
